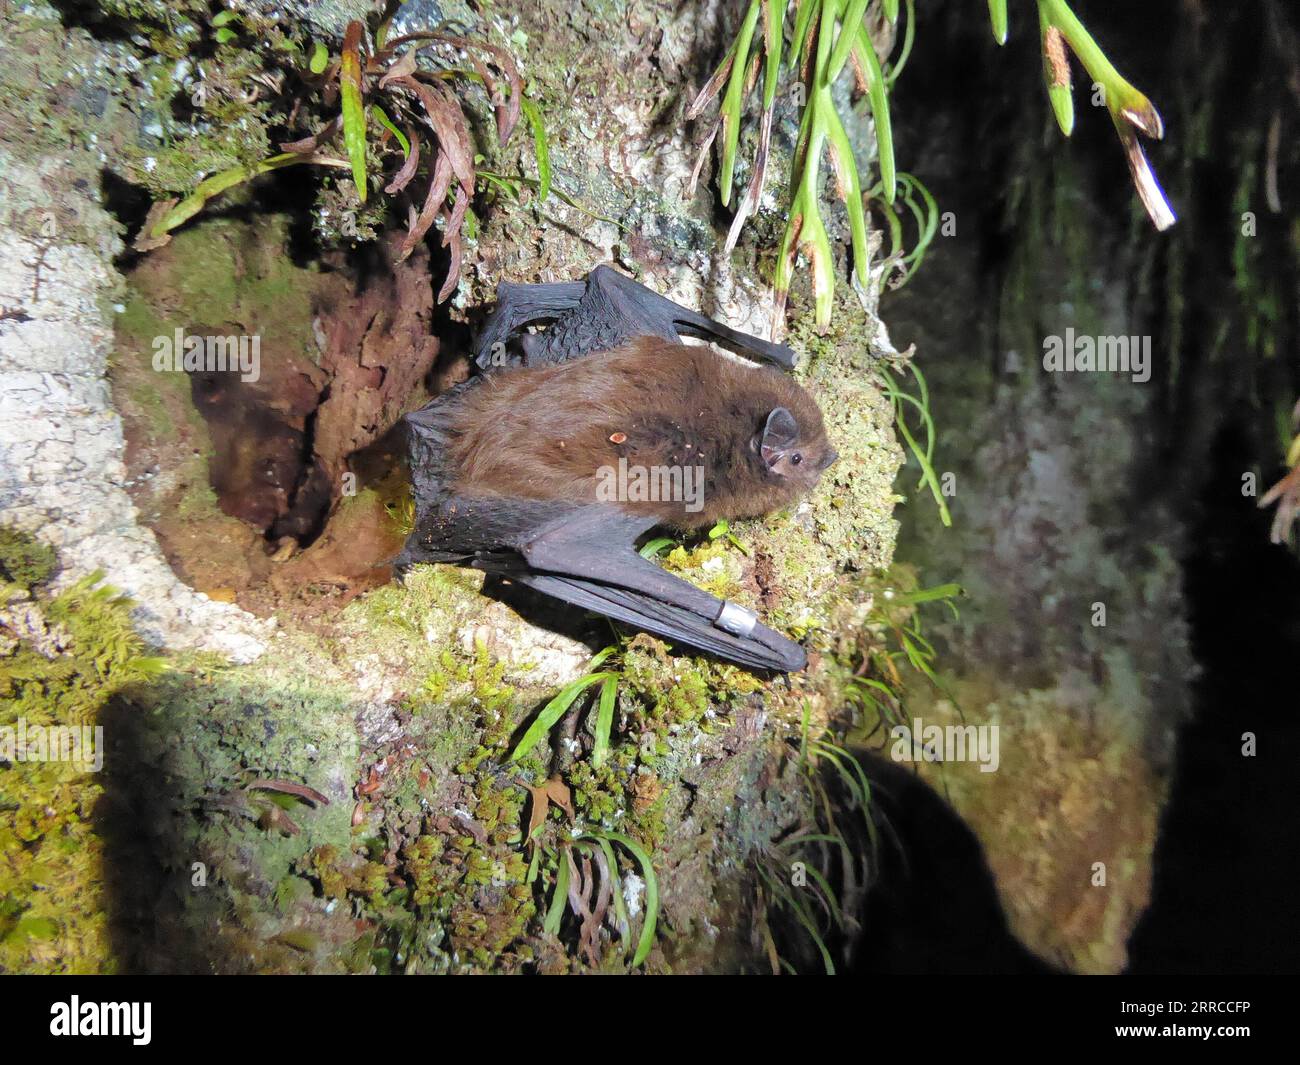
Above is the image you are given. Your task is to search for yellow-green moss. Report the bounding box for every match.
[0,528,57,590]
[0,574,165,973]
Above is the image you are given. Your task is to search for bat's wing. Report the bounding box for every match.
[581,265,797,371]
[474,265,797,371]
[473,280,587,369]
[510,571,806,672]
[399,392,577,568]
[486,505,807,672]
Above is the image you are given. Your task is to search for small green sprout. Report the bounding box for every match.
[708,519,749,554]
[878,361,951,526]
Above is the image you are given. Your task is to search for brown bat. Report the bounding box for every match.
[398,266,836,671]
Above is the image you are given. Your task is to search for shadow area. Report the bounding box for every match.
[96,672,371,974]
[848,754,1058,975]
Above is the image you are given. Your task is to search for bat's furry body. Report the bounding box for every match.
[399,266,834,671]
[441,338,830,530]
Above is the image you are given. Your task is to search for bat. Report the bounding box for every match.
[397,265,836,671]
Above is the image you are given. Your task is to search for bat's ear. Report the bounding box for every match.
[758,406,799,468]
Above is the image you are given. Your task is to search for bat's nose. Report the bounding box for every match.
[821,449,839,470]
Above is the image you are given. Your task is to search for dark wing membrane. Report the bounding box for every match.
[507,505,807,672]
[511,571,806,672]
[399,384,577,567]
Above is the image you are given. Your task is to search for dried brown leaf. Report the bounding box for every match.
[397,148,452,262]
[378,49,418,90]
[384,127,423,194]
[133,199,177,252]
[686,48,736,120]
[435,185,470,301]
[280,116,341,154]
[247,777,331,806]
[392,74,475,191]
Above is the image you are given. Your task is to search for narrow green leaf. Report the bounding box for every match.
[855,26,895,203]
[827,0,868,83]
[886,0,918,87]
[879,366,951,526]
[719,0,763,207]
[371,105,409,156]
[507,672,612,762]
[807,200,837,326]
[889,582,964,607]
[520,96,551,203]
[212,10,238,28]
[760,0,784,107]
[340,22,368,204]
[801,862,844,927]
[895,171,939,282]
[592,676,618,768]
[543,853,570,935]
[215,27,237,44]
[825,109,869,288]
[638,536,676,559]
[601,831,659,967]
[790,0,819,71]
[775,871,836,973]
[988,0,1008,45]
[1039,2,1075,136]
[309,41,329,74]
[588,645,620,670]
[149,152,346,239]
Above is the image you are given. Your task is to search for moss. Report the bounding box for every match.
[620,635,761,732]
[0,528,57,590]
[568,758,626,824]
[786,295,904,576]
[659,540,745,601]
[300,844,388,901]
[0,572,165,974]
[346,565,488,649]
[392,783,535,968]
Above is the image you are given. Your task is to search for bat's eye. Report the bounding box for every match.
[791,453,803,466]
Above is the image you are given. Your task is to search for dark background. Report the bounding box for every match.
[851,0,1300,974]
